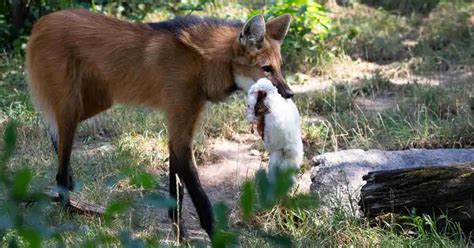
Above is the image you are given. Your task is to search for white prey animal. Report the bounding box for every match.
[246,78,304,182]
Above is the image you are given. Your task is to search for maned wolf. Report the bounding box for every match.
[27,9,293,239]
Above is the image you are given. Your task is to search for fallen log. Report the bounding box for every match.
[359,163,474,232]
[24,186,105,216]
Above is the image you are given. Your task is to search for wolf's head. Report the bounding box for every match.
[232,14,294,99]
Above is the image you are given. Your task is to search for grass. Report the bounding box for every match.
[237,205,468,247]
[297,73,473,155]
[1,1,474,247]
[329,0,474,74]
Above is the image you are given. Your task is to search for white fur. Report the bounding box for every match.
[45,114,58,145]
[235,75,256,93]
[246,78,304,182]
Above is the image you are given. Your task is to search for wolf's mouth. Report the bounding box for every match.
[276,83,294,99]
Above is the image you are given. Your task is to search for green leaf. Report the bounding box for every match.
[214,202,229,230]
[239,181,254,220]
[1,121,17,166]
[19,228,42,248]
[348,27,359,40]
[282,193,319,210]
[120,166,158,190]
[211,230,237,248]
[255,169,272,208]
[12,168,32,200]
[8,237,18,248]
[143,193,176,209]
[212,202,238,247]
[274,168,296,199]
[104,200,131,226]
[130,171,158,190]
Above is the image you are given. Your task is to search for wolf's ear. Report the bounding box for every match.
[266,14,291,43]
[240,15,266,51]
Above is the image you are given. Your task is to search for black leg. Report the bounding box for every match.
[168,146,186,239]
[55,118,78,205]
[173,146,214,238]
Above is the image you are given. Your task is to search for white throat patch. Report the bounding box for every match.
[234,75,256,93]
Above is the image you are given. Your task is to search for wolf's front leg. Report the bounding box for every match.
[168,145,186,240]
[169,145,214,238]
[166,99,214,240]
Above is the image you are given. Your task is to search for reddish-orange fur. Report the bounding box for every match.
[27,9,292,238]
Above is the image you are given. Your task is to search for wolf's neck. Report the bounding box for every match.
[178,25,240,101]
[177,25,239,63]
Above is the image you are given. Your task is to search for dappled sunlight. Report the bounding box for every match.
[117,133,168,171]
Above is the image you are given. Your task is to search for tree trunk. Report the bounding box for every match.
[9,0,29,37]
[359,163,474,232]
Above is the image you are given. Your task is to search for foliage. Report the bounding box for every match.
[0,122,177,247]
[0,121,56,247]
[250,0,332,73]
[213,167,319,247]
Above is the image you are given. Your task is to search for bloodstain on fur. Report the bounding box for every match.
[255,91,269,139]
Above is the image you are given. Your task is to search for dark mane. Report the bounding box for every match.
[147,15,243,33]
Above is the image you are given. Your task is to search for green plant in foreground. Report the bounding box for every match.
[0,121,175,247]
[212,167,319,247]
[0,121,56,248]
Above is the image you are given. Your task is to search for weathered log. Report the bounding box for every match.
[359,163,474,232]
[24,186,105,216]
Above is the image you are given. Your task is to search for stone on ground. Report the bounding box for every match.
[309,148,474,212]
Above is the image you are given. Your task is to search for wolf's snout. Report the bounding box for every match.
[277,83,294,99]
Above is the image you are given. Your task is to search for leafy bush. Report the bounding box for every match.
[251,0,332,74]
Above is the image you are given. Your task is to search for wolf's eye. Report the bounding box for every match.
[262,65,273,73]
